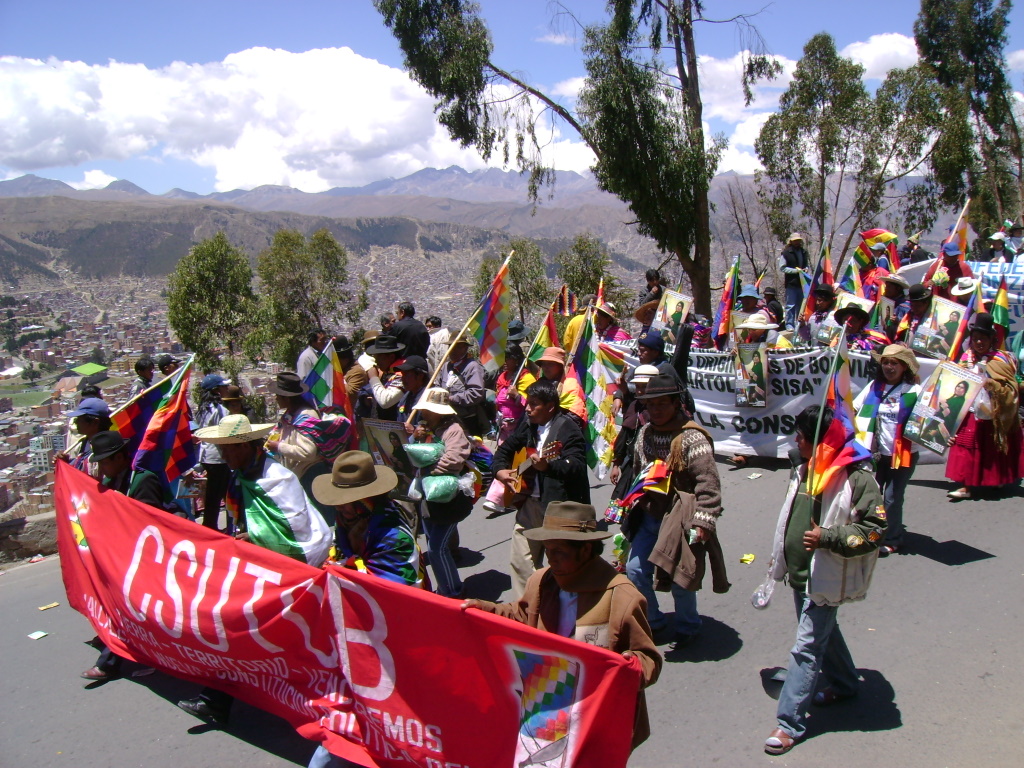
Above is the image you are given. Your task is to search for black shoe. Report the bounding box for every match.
[177,697,229,725]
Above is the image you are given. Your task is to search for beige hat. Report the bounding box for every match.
[194,414,275,444]
[871,344,919,375]
[632,364,661,384]
[312,450,399,507]
[950,277,979,297]
[536,346,566,366]
[634,300,659,324]
[415,387,456,415]
[990,232,1007,241]
[735,313,779,331]
[522,501,613,542]
[881,273,910,289]
[787,232,803,243]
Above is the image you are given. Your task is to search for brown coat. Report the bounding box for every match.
[649,489,731,594]
[474,555,661,748]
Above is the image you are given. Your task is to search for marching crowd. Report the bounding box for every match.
[53,230,1024,761]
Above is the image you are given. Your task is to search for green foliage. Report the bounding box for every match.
[255,228,364,366]
[555,234,630,313]
[87,346,106,366]
[915,0,1022,233]
[167,232,258,374]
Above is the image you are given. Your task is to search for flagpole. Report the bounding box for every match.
[806,326,848,496]
[797,244,827,325]
[565,278,601,371]
[945,198,971,245]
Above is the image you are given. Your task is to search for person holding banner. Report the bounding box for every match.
[946,314,1024,500]
[764,406,885,756]
[462,500,662,749]
[854,345,921,556]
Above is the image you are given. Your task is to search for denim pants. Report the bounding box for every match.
[422,518,462,597]
[307,745,362,768]
[625,511,701,635]
[776,589,860,739]
[784,283,803,330]
[875,453,917,547]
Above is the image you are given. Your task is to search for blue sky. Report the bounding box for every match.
[2,0,1022,194]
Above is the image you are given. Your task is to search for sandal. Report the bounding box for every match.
[947,488,971,501]
[764,728,798,755]
[813,687,857,707]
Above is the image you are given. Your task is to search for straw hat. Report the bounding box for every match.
[595,301,618,320]
[735,313,779,331]
[871,344,919,375]
[312,451,398,507]
[194,414,275,444]
[632,364,661,385]
[522,501,612,542]
[787,232,803,243]
[634,300,659,324]
[414,387,456,415]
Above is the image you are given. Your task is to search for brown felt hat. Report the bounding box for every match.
[312,450,399,506]
[523,501,612,542]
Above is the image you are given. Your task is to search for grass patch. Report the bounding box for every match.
[9,391,51,407]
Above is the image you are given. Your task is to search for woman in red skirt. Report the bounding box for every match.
[945,313,1024,500]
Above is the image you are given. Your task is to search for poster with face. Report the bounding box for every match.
[877,296,896,331]
[651,289,693,344]
[910,296,964,359]
[733,342,769,408]
[817,290,875,345]
[904,362,985,454]
[360,417,416,496]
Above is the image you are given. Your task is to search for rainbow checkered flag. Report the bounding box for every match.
[303,344,352,418]
[112,357,196,487]
[567,311,625,478]
[514,650,580,763]
[467,252,512,371]
[712,255,741,349]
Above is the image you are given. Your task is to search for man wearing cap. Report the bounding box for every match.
[925,242,973,300]
[896,284,932,343]
[195,373,231,529]
[462,500,661,748]
[533,346,588,427]
[298,329,329,382]
[779,233,810,330]
[612,332,677,419]
[439,335,488,435]
[799,285,838,346]
[127,356,155,400]
[156,354,180,379]
[984,231,1015,263]
[78,431,167,682]
[359,335,406,421]
[625,374,726,648]
[493,378,590,598]
[594,301,631,342]
[392,302,430,359]
[393,355,431,424]
[180,414,331,724]
[861,243,891,301]
[55,397,112,477]
[424,316,450,374]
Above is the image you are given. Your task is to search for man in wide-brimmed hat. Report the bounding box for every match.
[462,500,662,749]
[634,298,659,335]
[738,284,762,315]
[623,374,727,649]
[179,413,331,725]
[779,232,810,330]
[735,313,780,347]
[762,286,784,327]
[612,331,678,418]
[799,284,838,347]
[896,283,933,343]
[332,334,368,401]
[594,300,632,342]
[359,335,406,421]
[833,304,885,351]
[493,378,590,598]
[880,272,911,337]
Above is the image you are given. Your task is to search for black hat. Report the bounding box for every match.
[365,335,406,356]
[813,284,836,298]
[90,431,130,462]
[272,371,309,396]
[507,319,528,342]
[763,286,778,296]
[156,354,178,368]
[332,335,353,354]
[636,373,683,400]
[834,305,870,326]
[908,283,931,302]
[395,355,428,373]
[968,312,996,336]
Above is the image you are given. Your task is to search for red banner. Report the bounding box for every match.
[54,463,641,767]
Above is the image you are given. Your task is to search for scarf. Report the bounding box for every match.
[984,357,1019,454]
[855,380,918,468]
[288,410,354,462]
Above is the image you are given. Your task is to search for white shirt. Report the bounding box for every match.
[297,346,320,382]
[876,382,918,455]
[531,420,553,497]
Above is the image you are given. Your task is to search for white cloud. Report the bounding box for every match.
[697,52,795,123]
[67,169,117,189]
[1008,49,1024,71]
[551,77,585,99]
[729,112,773,149]
[536,33,575,46]
[840,33,918,79]
[717,145,762,175]
[0,48,594,192]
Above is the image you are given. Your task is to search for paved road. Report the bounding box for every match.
[2,456,1023,767]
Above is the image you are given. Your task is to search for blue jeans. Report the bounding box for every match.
[307,745,363,768]
[876,453,917,547]
[422,518,462,597]
[776,589,860,739]
[625,511,701,635]
[784,283,803,330]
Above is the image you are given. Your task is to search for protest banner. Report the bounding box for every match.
[55,462,642,768]
[905,362,985,454]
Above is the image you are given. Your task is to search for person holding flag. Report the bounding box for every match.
[779,233,811,330]
[763,399,886,756]
[925,241,973,300]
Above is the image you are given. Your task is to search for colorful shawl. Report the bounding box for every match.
[604,459,669,524]
[854,380,919,469]
[289,411,354,462]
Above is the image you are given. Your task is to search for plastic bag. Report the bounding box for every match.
[421,474,460,503]
[404,442,445,468]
